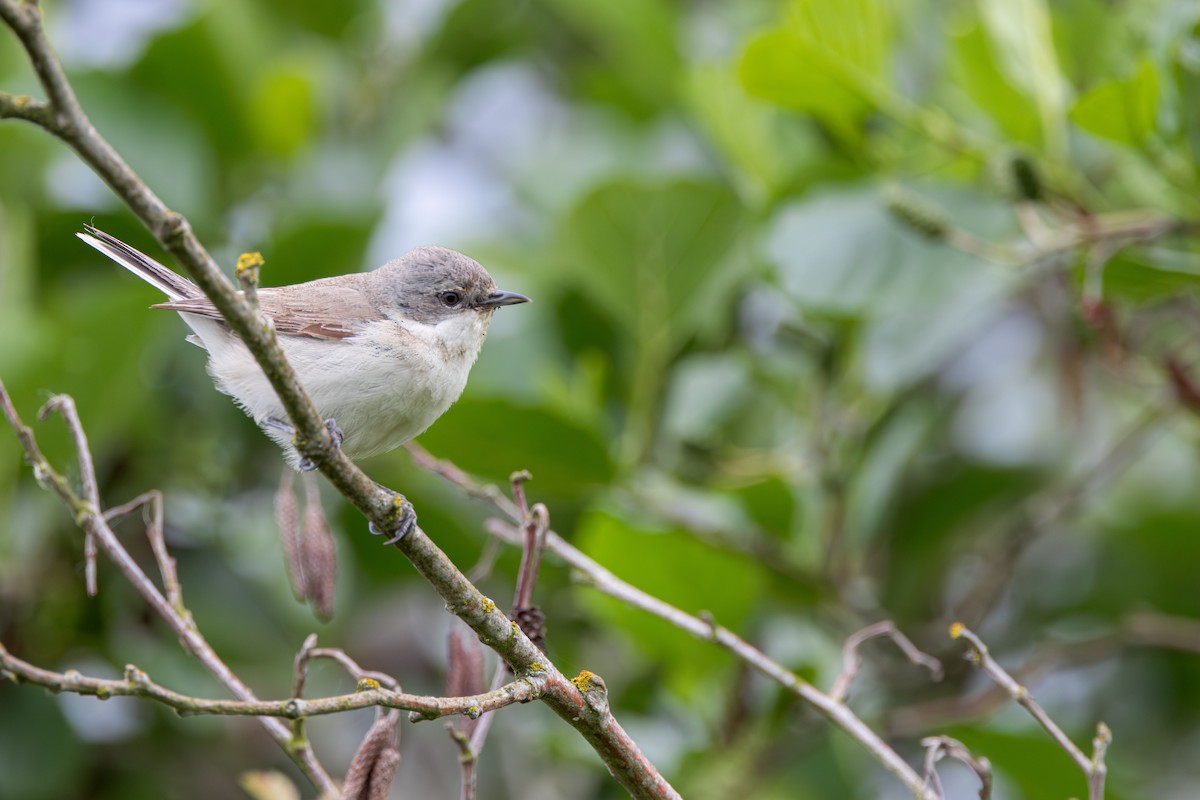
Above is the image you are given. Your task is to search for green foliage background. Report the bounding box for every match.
[3,0,1200,798]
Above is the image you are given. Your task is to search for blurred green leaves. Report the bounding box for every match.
[249,64,317,157]
[951,22,1043,145]
[561,177,746,352]
[738,0,892,139]
[560,177,747,459]
[543,0,681,117]
[978,0,1069,157]
[416,398,614,496]
[1070,59,1160,146]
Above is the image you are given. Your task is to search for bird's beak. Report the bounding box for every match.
[479,290,530,307]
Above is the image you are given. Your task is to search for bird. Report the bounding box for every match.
[77,225,529,474]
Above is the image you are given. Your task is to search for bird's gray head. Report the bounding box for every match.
[370,246,529,325]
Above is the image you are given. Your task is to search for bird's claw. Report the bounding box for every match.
[265,417,343,472]
[369,490,417,545]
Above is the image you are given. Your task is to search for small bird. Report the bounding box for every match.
[78,226,529,471]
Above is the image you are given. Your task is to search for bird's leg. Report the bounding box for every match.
[265,417,344,472]
[369,483,418,545]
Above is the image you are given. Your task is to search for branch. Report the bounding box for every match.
[951,624,1110,800]
[889,610,1200,737]
[0,90,52,126]
[829,621,943,703]
[409,448,937,799]
[0,379,337,794]
[104,491,181,612]
[0,642,539,720]
[919,736,992,800]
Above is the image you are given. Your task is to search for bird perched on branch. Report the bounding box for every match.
[78,226,529,476]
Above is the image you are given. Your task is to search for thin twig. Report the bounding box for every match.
[920,736,992,800]
[307,648,399,692]
[445,626,486,799]
[951,623,1109,800]
[446,723,478,800]
[829,621,943,703]
[510,469,532,518]
[0,642,539,720]
[0,381,337,793]
[483,519,936,799]
[39,395,100,595]
[411,441,940,798]
[513,503,549,611]
[104,491,181,611]
[889,611,1200,736]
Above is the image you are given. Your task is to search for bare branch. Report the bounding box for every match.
[405,443,513,509]
[951,623,1109,799]
[445,626,486,800]
[830,621,944,703]
[38,395,101,595]
[890,610,1200,737]
[481,521,937,799]
[1,381,337,791]
[446,722,478,800]
[1090,722,1112,800]
[236,251,264,308]
[510,469,533,518]
[0,90,53,126]
[0,642,539,720]
[920,736,992,800]
[104,491,182,611]
[408,441,941,798]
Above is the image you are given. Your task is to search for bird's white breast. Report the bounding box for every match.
[181,310,492,464]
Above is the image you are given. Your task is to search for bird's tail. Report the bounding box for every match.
[76,225,199,301]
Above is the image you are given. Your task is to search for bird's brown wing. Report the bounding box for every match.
[154,276,382,341]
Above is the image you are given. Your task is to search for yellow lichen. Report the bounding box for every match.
[571,670,595,692]
[481,597,496,615]
[528,662,544,673]
[948,622,965,639]
[356,677,381,693]
[235,252,265,275]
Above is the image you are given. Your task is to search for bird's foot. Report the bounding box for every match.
[265,417,344,471]
[369,484,417,545]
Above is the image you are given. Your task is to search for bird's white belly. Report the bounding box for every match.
[188,316,478,464]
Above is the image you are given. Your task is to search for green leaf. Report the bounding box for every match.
[541,0,681,117]
[685,62,809,207]
[950,23,1042,145]
[1069,59,1160,145]
[561,177,747,351]
[979,0,1070,156]
[1100,251,1200,301]
[737,0,892,138]
[412,398,614,497]
[249,65,316,157]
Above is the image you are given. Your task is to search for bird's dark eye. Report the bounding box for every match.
[440,290,463,307]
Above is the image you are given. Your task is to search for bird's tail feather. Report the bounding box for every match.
[77,225,199,301]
